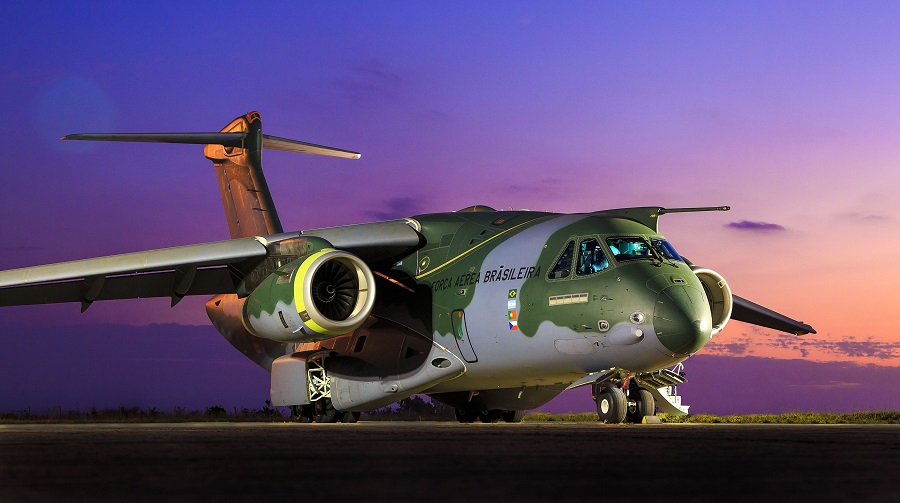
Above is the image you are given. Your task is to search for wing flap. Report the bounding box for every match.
[0,238,268,307]
[0,268,237,306]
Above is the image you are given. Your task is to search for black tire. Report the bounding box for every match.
[313,398,339,423]
[340,411,361,423]
[290,404,314,423]
[502,410,525,423]
[595,386,626,423]
[479,409,504,423]
[455,408,479,423]
[626,388,656,423]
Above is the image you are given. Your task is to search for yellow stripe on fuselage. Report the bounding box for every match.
[415,216,552,280]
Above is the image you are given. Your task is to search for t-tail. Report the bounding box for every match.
[63,111,360,238]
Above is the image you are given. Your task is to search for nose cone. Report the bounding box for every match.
[653,285,712,356]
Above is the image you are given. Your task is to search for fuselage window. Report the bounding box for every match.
[548,241,575,279]
[576,238,609,276]
[606,237,653,262]
[650,238,684,263]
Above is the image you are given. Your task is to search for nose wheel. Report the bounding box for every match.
[625,388,656,423]
[594,385,627,423]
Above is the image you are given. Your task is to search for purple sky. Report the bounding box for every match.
[1,2,898,413]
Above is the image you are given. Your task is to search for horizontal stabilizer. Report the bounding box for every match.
[731,295,816,335]
[62,132,246,147]
[261,134,360,159]
[63,132,360,159]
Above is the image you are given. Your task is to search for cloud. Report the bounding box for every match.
[831,340,897,359]
[364,197,424,220]
[332,59,404,104]
[354,59,402,85]
[835,212,888,223]
[717,341,750,355]
[708,332,900,361]
[725,220,786,232]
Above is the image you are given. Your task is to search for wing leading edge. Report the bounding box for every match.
[0,219,422,310]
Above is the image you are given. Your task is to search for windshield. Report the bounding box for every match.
[577,238,610,276]
[606,237,654,262]
[548,240,575,279]
[650,238,684,263]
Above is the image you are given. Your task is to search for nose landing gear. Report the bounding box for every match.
[592,381,656,424]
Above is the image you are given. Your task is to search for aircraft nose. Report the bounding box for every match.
[653,285,712,356]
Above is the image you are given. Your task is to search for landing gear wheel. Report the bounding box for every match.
[595,386,627,423]
[479,409,504,423]
[626,388,656,423]
[502,410,525,423]
[313,398,339,423]
[290,404,314,423]
[340,411,361,423]
[455,408,479,423]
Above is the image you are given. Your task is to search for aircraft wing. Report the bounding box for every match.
[0,219,422,309]
[0,238,267,308]
[730,294,816,335]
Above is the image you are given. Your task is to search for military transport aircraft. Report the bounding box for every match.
[0,112,814,423]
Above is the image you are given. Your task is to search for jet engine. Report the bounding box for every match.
[690,266,733,336]
[243,249,376,343]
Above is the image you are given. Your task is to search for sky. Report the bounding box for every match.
[1,1,898,413]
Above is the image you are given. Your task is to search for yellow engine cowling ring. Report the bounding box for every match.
[244,249,376,343]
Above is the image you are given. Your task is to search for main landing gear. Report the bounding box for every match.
[291,398,361,424]
[455,408,525,423]
[592,382,656,424]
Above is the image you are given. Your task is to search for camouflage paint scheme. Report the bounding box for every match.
[360,211,710,407]
[0,112,814,420]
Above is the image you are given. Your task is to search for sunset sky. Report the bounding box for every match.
[1,2,898,413]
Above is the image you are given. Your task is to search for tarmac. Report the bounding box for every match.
[0,422,896,502]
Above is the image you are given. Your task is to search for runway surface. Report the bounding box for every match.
[0,422,895,502]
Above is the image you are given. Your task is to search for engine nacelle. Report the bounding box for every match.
[244,249,376,343]
[690,266,733,336]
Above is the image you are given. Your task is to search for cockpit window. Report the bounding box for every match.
[650,238,683,263]
[548,241,575,279]
[576,238,609,276]
[606,237,653,262]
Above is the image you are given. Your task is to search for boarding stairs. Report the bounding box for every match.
[636,363,690,415]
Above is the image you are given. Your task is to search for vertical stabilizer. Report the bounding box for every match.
[204,112,283,238]
[63,111,359,239]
